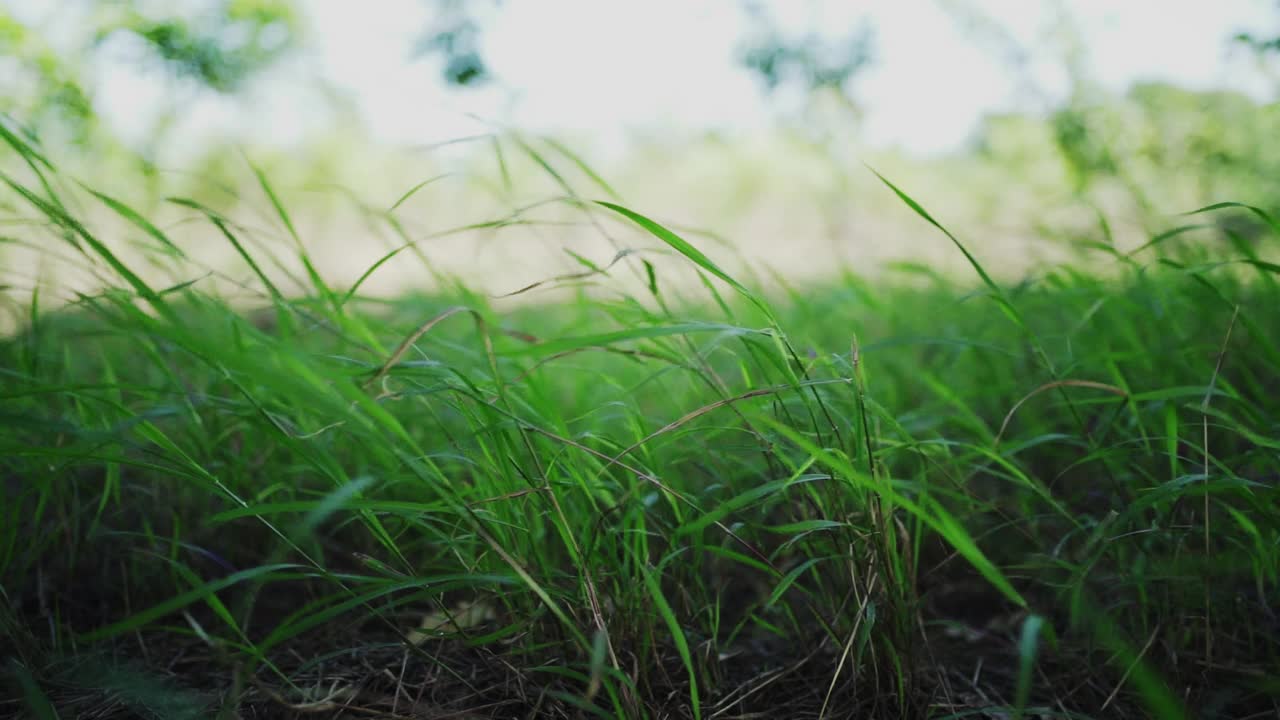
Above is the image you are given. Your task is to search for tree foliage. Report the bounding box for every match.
[103,0,301,93]
[1,0,301,145]
[412,0,495,87]
[0,11,97,143]
[736,5,874,100]
[976,82,1280,225]
[412,0,876,102]
[1233,0,1280,55]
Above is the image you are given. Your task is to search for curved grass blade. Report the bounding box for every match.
[867,166,999,294]
[545,138,621,201]
[765,418,1028,608]
[388,173,455,212]
[80,184,184,257]
[247,159,339,311]
[594,201,774,322]
[1185,201,1279,236]
[79,564,300,643]
[1,173,173,321]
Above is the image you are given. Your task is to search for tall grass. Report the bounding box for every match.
[1,125,1278,719]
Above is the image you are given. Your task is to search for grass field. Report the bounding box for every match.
[2,125,1279,719]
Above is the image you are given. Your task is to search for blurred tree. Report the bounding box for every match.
[100,0,301,93]
[1123,83,1280,216]
[974,83,1280,228]
[1232,1,1280,92]
[736,3,874,106]
[1233,0,1280,55]
[409,0,878,248]
[947,0,1280,232]
[729,3,876,243]
[0,11,97,145]
[412,0,497,87]
[1235,29,1280,54]
[0,0,301,147]
[412,0,876,104]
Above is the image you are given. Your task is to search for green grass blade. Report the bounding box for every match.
[80,184,184,257]
[594,201,775,322]
[639,559,700,720]
[79,564,301,643]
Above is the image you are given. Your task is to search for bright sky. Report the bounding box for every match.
[70,0,1280,157]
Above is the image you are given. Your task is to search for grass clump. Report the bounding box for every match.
[1,128,1278,719]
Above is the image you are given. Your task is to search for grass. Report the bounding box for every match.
[1,125,1279,719]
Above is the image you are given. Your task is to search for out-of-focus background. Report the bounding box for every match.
[4,0,1280,303]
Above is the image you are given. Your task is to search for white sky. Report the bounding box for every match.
[43,0,1280,156]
